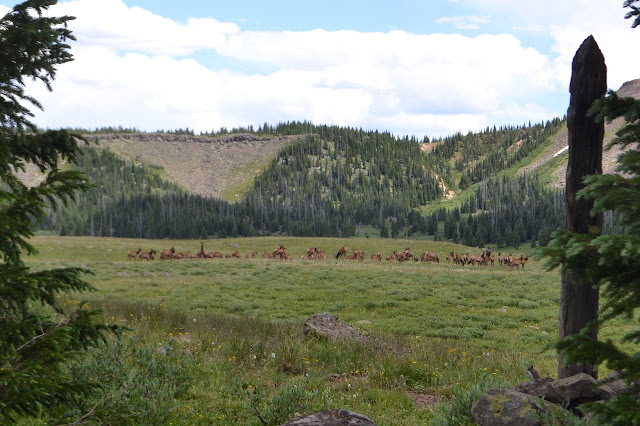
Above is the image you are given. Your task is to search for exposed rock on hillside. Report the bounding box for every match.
[520,78,640,187]
[90,132,295,199]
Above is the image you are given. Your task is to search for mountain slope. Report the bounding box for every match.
[90,132,294,201]
[521,78,640,187]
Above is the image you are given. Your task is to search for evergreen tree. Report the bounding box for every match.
[543,2,640,421]
[391,220,400,238]
[380,221,390,238]
[0,1,120,421]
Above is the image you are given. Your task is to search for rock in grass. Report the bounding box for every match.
[513,373,615,413]
[303,313,368,343]
[281,409,376,425]
[471,388,569,425]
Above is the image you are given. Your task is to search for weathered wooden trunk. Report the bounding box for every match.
[559,35,606,379]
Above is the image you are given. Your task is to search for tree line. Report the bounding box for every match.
[37,120,570,245]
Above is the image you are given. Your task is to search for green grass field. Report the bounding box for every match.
[23,235,622,425]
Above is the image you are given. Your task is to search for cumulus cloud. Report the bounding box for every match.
[54,0,239,55]
[23,0,633,138]
[453,0,640,90]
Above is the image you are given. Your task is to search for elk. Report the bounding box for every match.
[127,248,142,260]
[138,249,156,261]
[421,251,439,262]
[272,245,287,260]
[509,254,528,269]
[335,246,347,259]
[160,247,175,260]
[197,242,208,258]
[450,252,464,266]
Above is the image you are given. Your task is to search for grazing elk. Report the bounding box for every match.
[138,249,156,261]
[128,248,142,260]
[421,251,439,262]
[449,252,464,266]
[335,246,347,259]
[160,247,175,260]
[272,245,287,261]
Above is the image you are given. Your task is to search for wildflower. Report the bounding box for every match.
[271,353,276,358]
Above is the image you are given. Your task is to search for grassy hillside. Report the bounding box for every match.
[23,235,632,425]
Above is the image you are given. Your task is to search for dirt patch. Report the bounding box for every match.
[408,391,441,410]
[420,141,442,153]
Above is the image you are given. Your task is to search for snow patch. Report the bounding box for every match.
[553,146,568,158]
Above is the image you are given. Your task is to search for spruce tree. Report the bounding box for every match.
[543,1,640,421]
[0,1,120,421]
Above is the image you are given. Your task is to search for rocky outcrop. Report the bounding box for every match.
[303,313,369,344]
[471,388,566,426]
[281,409,376,425]
[512,373,614,412]
[473,371,633,424]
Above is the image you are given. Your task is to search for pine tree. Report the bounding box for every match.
[543,1,640,421]
[0,1,120,421]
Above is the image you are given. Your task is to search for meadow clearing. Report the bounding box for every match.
[24,235,623,425]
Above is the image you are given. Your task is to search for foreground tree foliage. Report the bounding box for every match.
[544,2,640,421]
[0,0,120,421]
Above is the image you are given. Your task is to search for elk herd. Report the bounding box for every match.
[126,243,528,270]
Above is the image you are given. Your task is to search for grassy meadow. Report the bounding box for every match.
[23,235,616,425]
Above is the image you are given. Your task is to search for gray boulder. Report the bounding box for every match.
[281,409,376,425]
[471,388,568,426]
[303,313,369,343]
[513,373,614,411]
[602,370,634,396]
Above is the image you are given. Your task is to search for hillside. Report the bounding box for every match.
[74,79,639,203]
[91,132,294,200]
[520,78,640,187]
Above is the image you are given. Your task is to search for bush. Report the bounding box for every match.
[51,337,195,425]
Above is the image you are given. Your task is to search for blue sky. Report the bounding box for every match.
[1,0,638,138]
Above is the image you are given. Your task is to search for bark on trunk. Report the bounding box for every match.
[559,35,606,379]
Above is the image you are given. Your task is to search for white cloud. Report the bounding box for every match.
[23,0,633,139]
[453,0,640,90]
[54,0,239,56]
